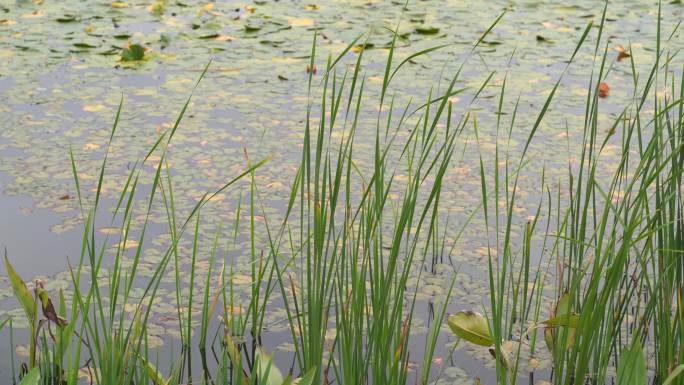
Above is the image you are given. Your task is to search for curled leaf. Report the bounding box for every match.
[488,340,516,370]
[447,311,493,347]
[615,45,631,61]
[35,284,68,327]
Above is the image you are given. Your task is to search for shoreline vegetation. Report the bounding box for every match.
[3,4,684,385]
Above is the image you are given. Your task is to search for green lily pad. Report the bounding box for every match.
[120,44,145,61]
[56,15,78,23]
[415,25,440,35]
[73,42,99,49]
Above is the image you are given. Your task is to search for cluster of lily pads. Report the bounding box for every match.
[444,6,684,385]
[2,3,684,385]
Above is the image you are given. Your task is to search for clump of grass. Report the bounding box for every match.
[2,11,507,385]
[3,4,683,385]
[448,4,684,385]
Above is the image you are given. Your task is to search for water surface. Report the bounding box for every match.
[0,0,682,382]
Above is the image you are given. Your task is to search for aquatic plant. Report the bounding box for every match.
[448,4,684,385]
[2,4,683,385]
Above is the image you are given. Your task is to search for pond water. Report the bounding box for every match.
[0,0,682,383]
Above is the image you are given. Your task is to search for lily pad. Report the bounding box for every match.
[56,14,78,23]
[415,25,440,35]
[120,44,145,61]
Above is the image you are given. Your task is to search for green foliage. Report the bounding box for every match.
[19,368,40,385]
[2,3,683,385]
[120,43,145,61]
[5,255,38,369]
[617,344,647,385]
[664,365,684,385]
[460,3,684,385]
[447,311,493,347]
[4,255,36,326]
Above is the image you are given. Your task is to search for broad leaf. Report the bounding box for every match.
[4,256,36,322]
[556,292,572,315]
[294,367,317,385]
[543,292,577,353]
[540,313,579,328]
[541,293,577,327]
[255,348,284,385]
[544,326,575,352]
[617,344,647,385]
[19,368,40,385]
[447,311,493,346]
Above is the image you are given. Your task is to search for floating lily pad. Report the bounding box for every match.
[120,44,145,61]
[56,14,78,23]
[73,42,99,49]
[415,25,440,35]
[244,20,263,32]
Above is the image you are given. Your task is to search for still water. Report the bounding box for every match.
[0,0,682,382]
